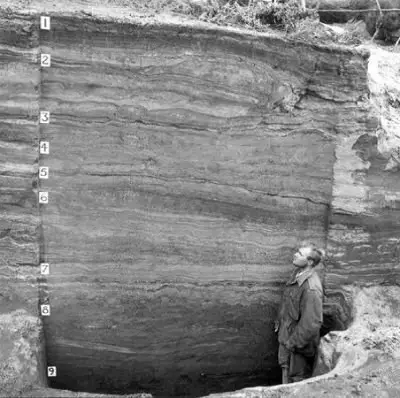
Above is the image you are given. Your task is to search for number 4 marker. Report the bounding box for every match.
[40,141,50,154]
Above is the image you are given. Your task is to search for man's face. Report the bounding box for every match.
[292,247,312,268]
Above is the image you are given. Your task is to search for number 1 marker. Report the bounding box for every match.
[40,16,50,30]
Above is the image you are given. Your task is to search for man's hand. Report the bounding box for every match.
[274,320,279,333]
[285,341,295,352]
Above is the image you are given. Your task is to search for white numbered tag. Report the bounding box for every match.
[40,263,50,275]
[39,167,49,179]
[41,54,51,67]
[41,304,50,316]
[40,111,50,123]
[39,141,50,154]
[47,366,57,377]
[39,191,48,203]
[40,16,50,30]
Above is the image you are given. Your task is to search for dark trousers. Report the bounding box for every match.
[279,344,318,384]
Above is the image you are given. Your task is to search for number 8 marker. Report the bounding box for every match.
[41,304,50,316]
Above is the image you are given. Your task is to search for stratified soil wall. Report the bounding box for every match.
[1,1,399,397]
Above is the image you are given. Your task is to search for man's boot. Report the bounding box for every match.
[282,365,289,384]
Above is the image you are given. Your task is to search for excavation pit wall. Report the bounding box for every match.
[3,285,400,398]
[1,2,400,398]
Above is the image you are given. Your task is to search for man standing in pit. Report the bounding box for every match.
[274,243,324,383]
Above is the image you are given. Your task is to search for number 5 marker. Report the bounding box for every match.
[39,167,49,179]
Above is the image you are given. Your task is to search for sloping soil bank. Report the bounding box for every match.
[205,284,400,398]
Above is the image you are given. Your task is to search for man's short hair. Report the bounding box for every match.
[301,242,325,267]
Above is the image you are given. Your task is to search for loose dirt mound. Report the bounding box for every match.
[0,310,46,396]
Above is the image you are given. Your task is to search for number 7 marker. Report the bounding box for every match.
[40,263,49,275]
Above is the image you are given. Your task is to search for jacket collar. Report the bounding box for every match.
[287,267,314,287]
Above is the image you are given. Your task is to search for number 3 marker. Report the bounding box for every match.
[40,111,50,123]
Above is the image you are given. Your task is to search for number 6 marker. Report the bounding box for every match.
[39,192,48,203]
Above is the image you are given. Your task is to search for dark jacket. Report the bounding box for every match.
[276,267,323,357]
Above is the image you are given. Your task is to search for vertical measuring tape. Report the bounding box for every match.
[39,14,57,380]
